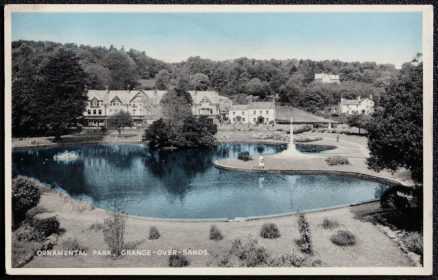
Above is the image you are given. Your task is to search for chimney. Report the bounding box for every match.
[249,95,253,104]
[127,84,131,94]
[105,85,109,94]
[357,96,361,101]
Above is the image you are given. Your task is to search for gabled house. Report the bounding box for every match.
[314,73,340,84]
[339,95,374,115]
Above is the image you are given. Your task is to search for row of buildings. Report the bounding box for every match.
[83,88,374,127]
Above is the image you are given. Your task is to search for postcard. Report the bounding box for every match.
[4,4,433,275]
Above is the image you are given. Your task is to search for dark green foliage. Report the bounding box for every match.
[106,111,133,135]
[260,223,281,239]
[148,226,161,240]
[330,230,356,246]
[325,156,350,166]
[269,252,305,267]
[103,212,126,257]
[13,48,88,139]
[15,224,46,242]
[155,69,172,90]
[190,73,210,90]
[144,119,170,149]
[30,217,60,237]
[168,252,190,267]
[12,176,41,227]
[367,58,423,183]
[237,151,252,161]
[101,50,139,90]
[296,214,312,254]
[209,225,224,241]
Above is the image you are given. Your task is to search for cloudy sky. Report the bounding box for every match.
[12,12,422,68]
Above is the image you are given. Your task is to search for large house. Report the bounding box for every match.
[84,89,230,127]
[228,100,276,125]
[338,95,374,115]
[314,73,340,84]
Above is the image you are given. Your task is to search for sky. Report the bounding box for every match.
[12,12,422,68]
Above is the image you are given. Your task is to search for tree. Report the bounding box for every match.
[101,50,139,90]
[154,69,172,90]
[180,116,217,147]
[189,73,210,90]
[245,78,270,99]
[107,111,134,135]
[367,58,423,183]
[160,88,193,123]
[346,114,371,134]
[31,48,88,140]
[144,118,169,148]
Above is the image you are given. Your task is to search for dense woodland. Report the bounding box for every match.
[12,40,402,113]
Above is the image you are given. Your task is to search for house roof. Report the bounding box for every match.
[87,90,167,104]
[340,97,372,106]
[230,102,275,111]
[276,106,335,123]
[188,91,220,104]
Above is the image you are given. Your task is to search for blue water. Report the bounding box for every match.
[12,143,388,219]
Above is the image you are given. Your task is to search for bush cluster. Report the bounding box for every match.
[209,225,224,241]
[31,216,60,237]
[325,156,350,166]
[296,215,312,254]
[237,151,252,161]
[168,252,190,267]
[148,226,161,240]
[321,217,339,230]
[260,223,281,239]
[12,176,42,227]
[230,238,270,267]
[61,238,87,252]
[403,232,423,257]
[330,230,356,246]
[269,252,305,267]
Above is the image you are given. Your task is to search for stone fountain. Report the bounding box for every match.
[275,117,310,158]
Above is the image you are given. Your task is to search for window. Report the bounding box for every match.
[242,118,245,122]
[133,109,136,114]
[266,110,269,114]
[266,118,269,122]
[109,109,113,113]
[242,112,244,115]
[233,111,235,115]
[253,111,256,115]
[92,100,97,107]
[87,110,91,115]
[93,109,96,115]
[98,109,102,115]
[233,118,235,122]
[253,118,256,122]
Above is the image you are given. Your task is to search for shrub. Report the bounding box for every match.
[269,252,305,267]
[61,238,87,252]
[31,216,60,237]
[325,156,349,166]
[12,176,42,227]
[87,222,104,232]
[296,215,312,254]
[168,252,190,267]
[148,226,161,240]
[321,217,339,230]
[311,259,325,267]
[380,185,414,211]
[209,225,224,241]
[103,212,126,257]
[14,224,45,242]
[232,238,270,267]
[260,223,281,239]
[237,151,252,161]
[403,232,423,256]
[330,230,356,246]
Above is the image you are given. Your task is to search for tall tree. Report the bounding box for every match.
[154,69,172,90]
[189,73,210,91]
[367,57,423,183]
[30,48,88,140]
[101,50,139,90]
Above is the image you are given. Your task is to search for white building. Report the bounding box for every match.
[228,101,276,125]
[339,95,374,115]
[314,73,340,84]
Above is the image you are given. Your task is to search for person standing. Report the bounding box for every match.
[259,155,265,169]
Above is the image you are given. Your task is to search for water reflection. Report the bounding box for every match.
[12,143,388,219]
